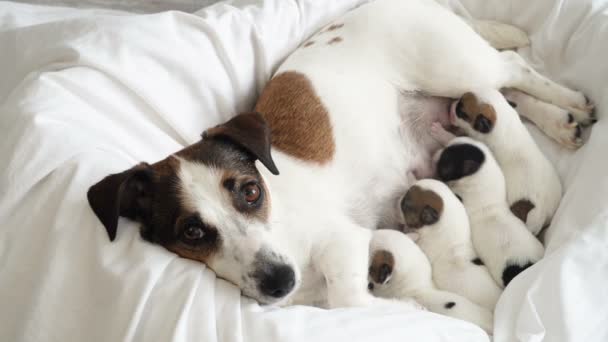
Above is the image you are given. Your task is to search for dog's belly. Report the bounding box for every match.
[259,71,452,230]
[261,21,455,230]
[257,0,483,231]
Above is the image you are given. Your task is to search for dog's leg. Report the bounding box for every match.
[500,51,595,125]
[316,224,421,310]
[413,289,494,334]
[502,88,585,149]
[464,19,530,50]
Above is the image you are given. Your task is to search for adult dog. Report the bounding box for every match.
[87,0,593,309]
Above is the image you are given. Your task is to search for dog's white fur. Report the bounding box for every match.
[502,88,587,149]
[160,0,591,309]
[434,137,545,287]
[446,89,563,235]
[369,229,494,333]
[402,179,502,310]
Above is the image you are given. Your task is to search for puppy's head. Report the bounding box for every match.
[435,138,486,182]
[87,112,299,304]
[368,249,395,287]
[450,91,497,135]
[400,182,444,230]
[400,179,464,232]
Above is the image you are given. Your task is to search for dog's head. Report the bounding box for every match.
[399,178,466,230]
[87,112,299,304]
[449,91,499,136]
[399,182,444,230]
[434,137,505,205]
[435,137,487,182]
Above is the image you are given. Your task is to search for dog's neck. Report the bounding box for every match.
[416,208,472,262]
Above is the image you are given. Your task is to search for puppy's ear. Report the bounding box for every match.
[87,163,154,241]
[473,115,493,133]
[507,100,517,108]
[203,112,279,175]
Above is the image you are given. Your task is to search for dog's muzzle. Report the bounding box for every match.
[251,249,296,300]
[257,263,296,298]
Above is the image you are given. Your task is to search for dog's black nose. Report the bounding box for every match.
[259,264,296,298]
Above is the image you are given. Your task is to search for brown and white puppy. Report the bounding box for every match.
[87,0,591,310]
[433,137,545,287]
[369,229,494,333]
[400,179,502,310]
[442,89,563,235]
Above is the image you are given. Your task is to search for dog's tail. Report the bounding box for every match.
[464,19,530,50]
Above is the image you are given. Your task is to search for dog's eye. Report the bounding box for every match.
[183,225,205,241]
[242,183,261,204]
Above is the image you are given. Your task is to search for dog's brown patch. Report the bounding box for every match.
[369,250,394,284]
[510,199,535,224]
[254,71,335,164]
[326,23,344,31]
[303,41,314,47]
[401,185,444,228]
[327,36,343,45]
[457,92,497,133]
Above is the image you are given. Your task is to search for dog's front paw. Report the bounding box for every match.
[551,113,585,149]
[566,95,596,127]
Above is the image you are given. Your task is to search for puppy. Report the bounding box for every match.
[369,229,494,333]
[400,179,502,310]
[433,137,545,287]
[441,89,563,235]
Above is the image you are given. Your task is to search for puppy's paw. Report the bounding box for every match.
[430,122,455,146]
[430,121,445,137]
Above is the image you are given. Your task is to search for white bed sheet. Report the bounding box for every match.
[0,1,606,341]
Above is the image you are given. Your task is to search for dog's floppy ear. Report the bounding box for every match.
[203,112,279,175]
[87,163,155,241]
[473,115,493,133]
